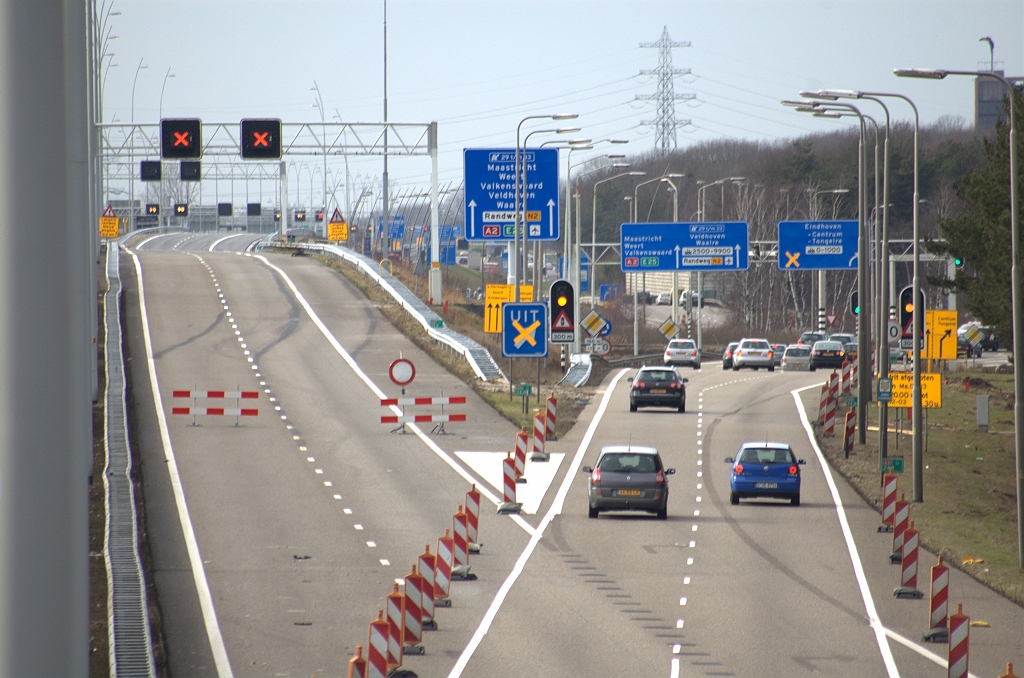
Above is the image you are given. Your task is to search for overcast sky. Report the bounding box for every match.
[103,0,1023,207]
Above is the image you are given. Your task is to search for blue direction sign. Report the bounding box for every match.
[621,222,749,272]
[378,215,406,240]
[778,220,859,270]
[464,148,560,241]
[502,302,548,358]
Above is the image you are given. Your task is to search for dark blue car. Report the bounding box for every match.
[724,442,806,506]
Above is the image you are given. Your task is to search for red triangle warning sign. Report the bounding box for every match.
[553,310,573,331]
[903,318,914,338]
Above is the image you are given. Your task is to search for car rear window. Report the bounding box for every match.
[738,447,795,464]
[598,453,660,472]
[638,370,676,382]
[784,347,810,357]
[741,340,769,349]
[669,340,695,349]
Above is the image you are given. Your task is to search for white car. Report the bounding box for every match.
[732,338,775,371]
[781,345,811,371]
[664,339,700,369]
[655,292,671,305]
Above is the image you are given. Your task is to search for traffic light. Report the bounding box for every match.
[140,160,161,181]
[954,255,964,269]
[549,279,575,343]
[174,203,188,216]
[146,204,159,215]
[180,161,201,181]
[161,118,202,159]
[315,211,324,222]
[240,119,282,159]
[849,290,859,316]
[294,210,306,222]
[247,203,261,217]
[899,285,926,337]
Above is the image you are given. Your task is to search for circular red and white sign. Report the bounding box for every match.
[389,358,416,386]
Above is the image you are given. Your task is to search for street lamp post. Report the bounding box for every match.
[696,177,746,351]
[523,127,580,289]
[312,82,328,236]
[661,175,685,326]
[896,68,1022,566]
[130,58,147,232]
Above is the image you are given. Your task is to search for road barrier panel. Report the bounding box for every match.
[545,393,558,441]
[380,413,466,424]
[402,565,425,655]
[947,603,970,678]
[843,410,855,457]
[385,584,405,670]
[890,493,909,563]
[347,644,367,678]
[828,370,840,401]
[879,472,898,533]
[923,555,949,643]
[894,521,924,599]
[465,484,482,552]
[172,387,259,426]
[822,391,837,436]
[434,530,453,606]
[498,453,523,514]
[418,545,437,630]
[367,613,389,678]
[530,412,548,461]
[514,429,528,483]
[380,396,467,406]
[817,384,829,423]
[450,506,475,581]
[380,391,466,434]
[841,361,852,393]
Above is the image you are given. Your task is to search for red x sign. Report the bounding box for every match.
[252,131,269,147]
[173,131,190,147]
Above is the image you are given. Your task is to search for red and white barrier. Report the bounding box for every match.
[380,396,467,406]
[380,413,466,424]
[841,361,852,393]
[172,390,259,399]
[928,555,949,634]
[418,545,438,624]
[452,505,469,567]
[881,473,898,529]
[948,603,970,678]
[530,412,547,461]
[402,565,425,653]
[465,485,481,550]
[385,584,404,670]
[171,407,258,416]
[347,644,367,678]
[498,453,523,513]
[829,370,840,401]
[515,429,528,481]
[434,530,453,605]
[843,410,855,455]
[823,393,837,436]
[817,384,829,423]
[545,393,558,441]
[891,493,909,559]
[899,521,921,592]
[367,612,389,678]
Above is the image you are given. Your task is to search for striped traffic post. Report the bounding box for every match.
[894,520,924,599]
[890,492,909,562]
[452,504,469,566]
[843,410,855,457]
[514,429,528,482]
[823,391,837,436]
[366,612,389,678]
[841,361,852,393]
[347,645,367,678]
[545,393,558,441]
[498,453,522,514]
[829,370,840,401]
[817,383,829,423]
[418,545,438,626]
[434,530,453,606]
[947,603,969,678]
[465,484,482,552]
[530,411,547,461]
[923,555,950,643]
[880,472,898,532]
[402,565,425,655]
[385,583,404,670]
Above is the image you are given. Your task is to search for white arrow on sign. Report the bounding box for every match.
[547,199,555,237]
[675,245,681,268]
[735,244,741,268]
[468,200,476,236]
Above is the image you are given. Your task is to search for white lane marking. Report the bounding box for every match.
[343,509,353,515]
[379,559,390,566]
[679,597,687,605]
[683,577,690,584]
[252,256,537,536]
[454,452,565,514]
[446,369,630,678]
[130,252,235,678]
[367,542,376,548]
[883,628,982,678]
[792,384,900,678]
[670,658,680,678]
[333,494,342,500]
[354,524,363,530]
[209,235,239,252]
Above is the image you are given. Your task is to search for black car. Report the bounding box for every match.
[629,367,688,412]
[798,331,828,347]
[809,340,848,370]
[722,341,740,370]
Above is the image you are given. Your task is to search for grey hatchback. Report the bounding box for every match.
[582,446,675,519]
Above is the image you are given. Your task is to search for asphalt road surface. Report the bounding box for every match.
[122,233,1023,677]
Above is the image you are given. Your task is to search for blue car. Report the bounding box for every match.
[724,442,806,506]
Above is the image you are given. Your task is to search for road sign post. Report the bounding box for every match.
[621,222,749,272]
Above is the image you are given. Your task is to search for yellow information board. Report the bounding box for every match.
[484,284,535,333]
[327,221,349,241]
[887,372,942,409]
[924,310,958,360]
[99,215,119,238]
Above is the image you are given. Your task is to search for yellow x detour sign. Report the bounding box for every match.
[502,302,548,358]
[783,251,801,268]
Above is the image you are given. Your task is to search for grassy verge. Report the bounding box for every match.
[90,308,109,677]
[815,369,1024,607]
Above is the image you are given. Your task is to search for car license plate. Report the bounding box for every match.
[754,482,778,489]
[650,389,666,394]
[615,489,642,497]
[751,351,761,356]
[824,352,834,357]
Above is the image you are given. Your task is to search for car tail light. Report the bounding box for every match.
[690,350,696,356]
[812,350,820,356]
[789,465,798,475]
[634,381,647,389]
[767,350,773,358]
[839,350,845,357]
[669,382,679,389]
[655,470,665,484]
[591,468,601,482]
[734,463,744,475]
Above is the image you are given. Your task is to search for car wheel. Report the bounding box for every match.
[791,494,800,507]
[588,505,599,518]
[678,400,686,413]
[809,365,816,372]
[694,363,700,370]
[730,492,739,505]
[629,401,638,412]
[768,365,775,372]
[656,506,668,520]
[732,364,740,371]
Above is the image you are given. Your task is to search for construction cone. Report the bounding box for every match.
[434,530,453,607]
[366,613,389,678]
[418,545,437,629]
[498,453,522,514]
[466,484,482,552]
[894,520,923,598]
[922,555,949,642]
[347,645,366,678]
[947,603,970,678]
[402,565,425,655]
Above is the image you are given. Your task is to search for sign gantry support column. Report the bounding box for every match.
[428,122,441,302]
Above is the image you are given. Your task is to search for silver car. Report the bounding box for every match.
[732,338,776,371]
[781,344,811,371]
[582,446,675,519]
[664,338,700,368]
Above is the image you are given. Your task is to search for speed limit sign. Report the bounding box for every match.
[887,320,901,346]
